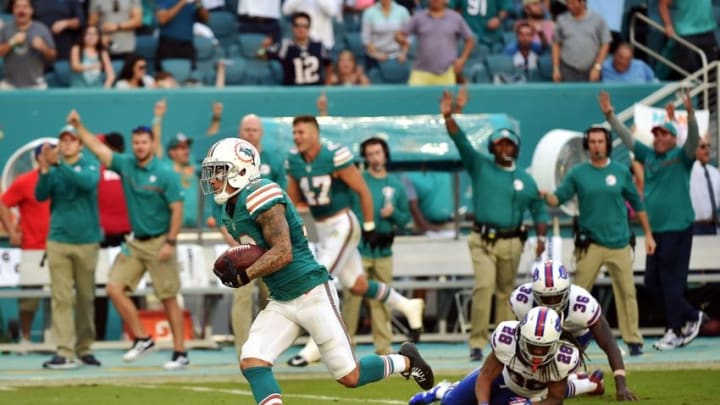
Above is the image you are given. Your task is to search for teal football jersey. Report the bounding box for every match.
[221,178,329,301]
[286,141,355,218]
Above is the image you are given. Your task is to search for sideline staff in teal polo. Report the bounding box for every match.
[65,110,188,370]
[36,126,101,369]
[440,89,549,362]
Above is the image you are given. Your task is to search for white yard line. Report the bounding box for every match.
[118,383,407,404]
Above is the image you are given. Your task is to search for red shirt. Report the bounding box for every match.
[98,165,131,235]
[1,170,50,249]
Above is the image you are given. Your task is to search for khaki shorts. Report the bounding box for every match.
[108,236,180,299]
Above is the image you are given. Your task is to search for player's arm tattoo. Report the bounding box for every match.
[245,204,293,279]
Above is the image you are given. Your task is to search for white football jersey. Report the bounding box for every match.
[491,320,581,400]
[510,283,602,337]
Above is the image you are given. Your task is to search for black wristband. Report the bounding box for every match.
[165,238,177,246]
[238,268,251,285]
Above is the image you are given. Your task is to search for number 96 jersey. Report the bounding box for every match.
[510,283,602,338]
[491,321,581,400]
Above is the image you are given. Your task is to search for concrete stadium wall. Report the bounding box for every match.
[0,83,662,168]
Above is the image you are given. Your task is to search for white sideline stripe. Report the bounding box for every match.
[0,386,16,391]
[120,384,406,404]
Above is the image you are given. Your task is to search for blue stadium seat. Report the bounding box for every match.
[161,58,192,83]
[194,35,219,83]
[221,57,247,85]
[224,0,238,14]
[485,54,516,79]
[111,59,124,77]
[47,61,72,88]
[207,11,239,57]
[370,59,410,84]
[134,35,158,62]
[236,32,266,59]
[468,62,490,83]
[537,53,554,81]
[0,13,12,25]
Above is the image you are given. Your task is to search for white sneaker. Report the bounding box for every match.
[402,298,425,330]
[681,311,707,347]
[163,352,189,370]
[652,329,684,351]
[123,337,156,362]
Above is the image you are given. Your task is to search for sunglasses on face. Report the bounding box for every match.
[136,64,147,70]
[699,144,710,149]
[293,22,310,28]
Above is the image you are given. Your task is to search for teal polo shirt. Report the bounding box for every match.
[110,153,183,237]
[160,157,199,228]
[35,154,102,244]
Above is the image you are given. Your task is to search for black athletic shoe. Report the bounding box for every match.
[399,342,434,390]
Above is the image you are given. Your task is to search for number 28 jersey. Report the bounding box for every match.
[510,283,602,338]
[267,38,332,86]
[286,141,355,219]
[492,320,581,400]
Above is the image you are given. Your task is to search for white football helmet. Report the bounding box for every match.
[201,138,261,204]
[518,306,563,371]
[531,259,571,313]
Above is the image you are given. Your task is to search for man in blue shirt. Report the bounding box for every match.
[155,0,209,71]
[602,43,657,83]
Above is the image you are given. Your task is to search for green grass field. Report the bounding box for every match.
[2,369,718,404]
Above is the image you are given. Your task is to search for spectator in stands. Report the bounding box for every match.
[600,90,707,351]
[95,132,132,341]
[449,0,509,53]
[32,0,83,61]
[282,0,341,51]
[36,125,102,369]
[0,0,57,89]
[0,143,52,347]
[551,0,610,82]
[504,22,542,72]
[331,49,369,85]
[602,42,657,83]
[542,125,655,357]
[261,12,333,86]
[155,0,208,71]
[440,89,548,362]
[67,110,188,370]
[659,0,718,78]
[361,0,410,70]
[395,0,474,86]
[70,25,116,88]
[516,0,554,46]
[88,0,142,61]
[114,53,155,88]
[343,136,411,356]
[237,0,282,45]
[690,137,719,235]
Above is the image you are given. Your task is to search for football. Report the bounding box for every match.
[213,244,266,288]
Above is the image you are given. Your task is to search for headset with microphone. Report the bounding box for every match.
[582,125,613,155]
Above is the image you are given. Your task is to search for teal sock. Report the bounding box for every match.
[357,355,390,386]
[364,280,391,302]
[241,366,282,404]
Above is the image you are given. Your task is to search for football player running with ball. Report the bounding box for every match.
[410,307,580,405]
[202,138,434,405]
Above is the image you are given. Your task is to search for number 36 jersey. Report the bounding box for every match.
[492,321,581,400]
[286,141,355,219]
[510,283,602,338]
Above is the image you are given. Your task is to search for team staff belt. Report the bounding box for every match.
[134,232,165,241]
[472,222,524,239]
[694,219,717,226]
